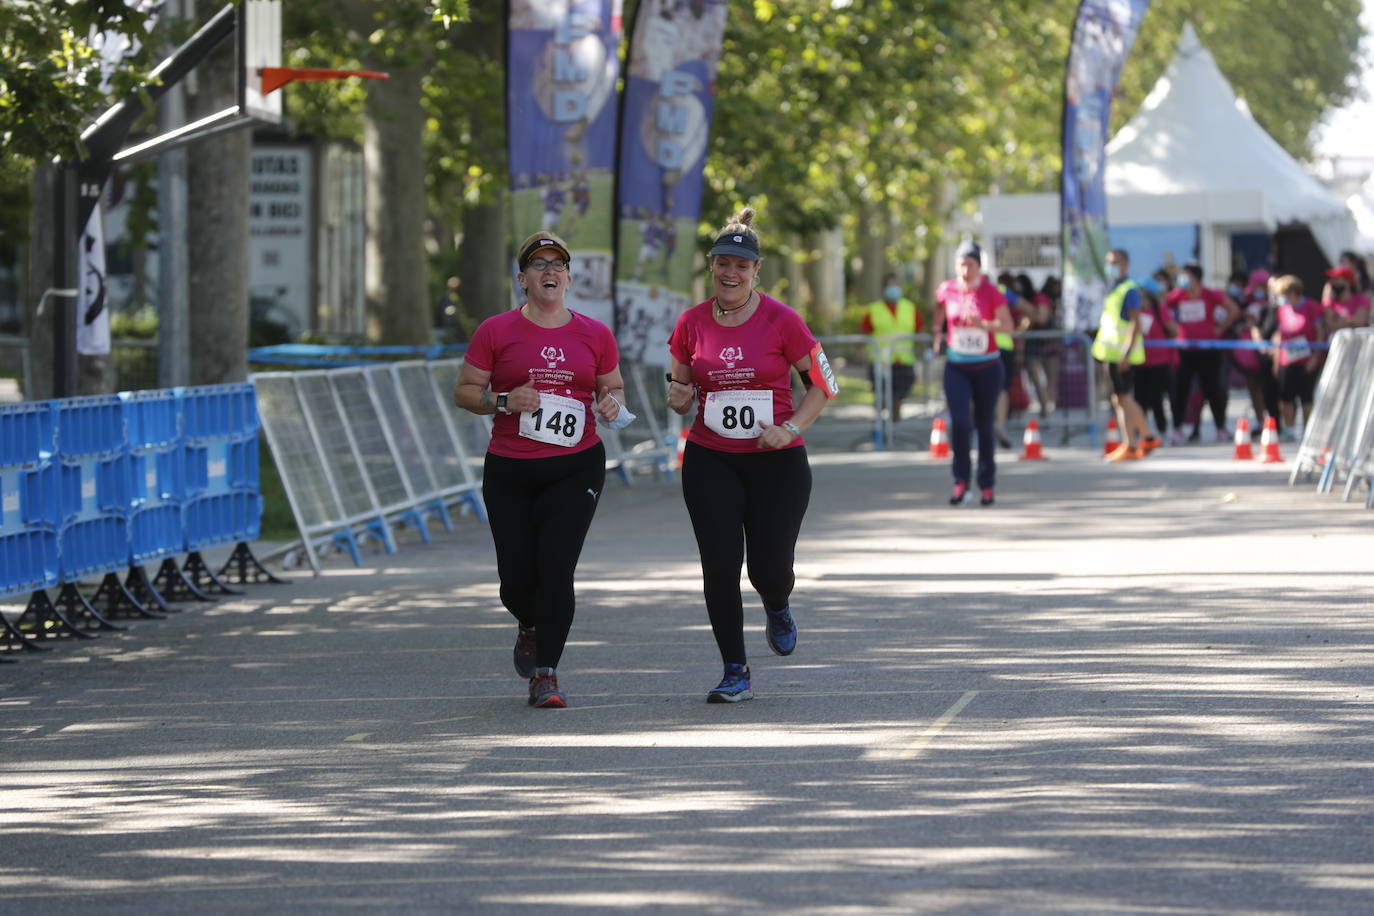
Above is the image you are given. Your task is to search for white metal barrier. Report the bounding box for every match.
[252,358,675,573]
[1288,328,1374,504]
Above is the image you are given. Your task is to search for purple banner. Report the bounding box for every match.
[507,0,623,326]
[613,0,728,367]
[1061,0,1150,331]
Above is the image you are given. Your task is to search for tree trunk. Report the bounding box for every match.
[185,29,250,385]
[857,197,887,303]
[25,163,55,400]
[456,190,511,324]
[362,65,430,345]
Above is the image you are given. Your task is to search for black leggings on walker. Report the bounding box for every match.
[681,441,812,667]
[482,442,606,669]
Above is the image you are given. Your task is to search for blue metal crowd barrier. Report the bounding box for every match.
[0,383,283,659]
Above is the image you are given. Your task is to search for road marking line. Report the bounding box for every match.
[898,690,977,759]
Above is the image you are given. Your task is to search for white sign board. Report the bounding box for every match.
[249,145,312,335]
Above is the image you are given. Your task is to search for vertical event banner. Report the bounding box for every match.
[507,0,622,327]
[614,0,728,366]
[1061,0,1150,332]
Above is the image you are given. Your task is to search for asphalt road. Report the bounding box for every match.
[2,442,1372,915]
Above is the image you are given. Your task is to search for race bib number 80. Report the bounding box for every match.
[704,389,773,439]
[519,391,586,447]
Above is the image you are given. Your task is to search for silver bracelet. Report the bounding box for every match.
[781,421,801,437]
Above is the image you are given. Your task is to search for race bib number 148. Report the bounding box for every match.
[519,392,586,447]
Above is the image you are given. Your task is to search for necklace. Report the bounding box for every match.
[716,290,754,315]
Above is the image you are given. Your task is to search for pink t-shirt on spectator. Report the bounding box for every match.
[935,277,1006,362]
[464,308,619,459]
[669,293,816,454]
[1324,292,1370,321]
[1166,286,1226,340]
[1138,297,1176,368]
[1274,298,1323,367]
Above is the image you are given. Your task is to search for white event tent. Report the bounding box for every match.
[980,23,1357,281]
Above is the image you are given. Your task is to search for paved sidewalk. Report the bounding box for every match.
[2,445,1373,914]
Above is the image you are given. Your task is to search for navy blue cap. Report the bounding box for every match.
[955,240,982,262]
[708,229,761,261]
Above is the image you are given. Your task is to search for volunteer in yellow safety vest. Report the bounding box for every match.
[861,273,925,422]
[1093,248,1158,461]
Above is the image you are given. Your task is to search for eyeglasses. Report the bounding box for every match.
[526,258,568,273]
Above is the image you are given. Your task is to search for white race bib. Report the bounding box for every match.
[704,389,773,439]
[1138,312,1154,334]
[1212,304,1228,323]
[1177,299,1206,323]
[518,392,586,447]
[949,326,990,355]
[1285,338,1311,362]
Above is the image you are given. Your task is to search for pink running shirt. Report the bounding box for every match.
[464,308,619,459]
[1165,286,1226,340]
[668,293,817,454]
[1274,298,1323,368]
[935,277,1005,362]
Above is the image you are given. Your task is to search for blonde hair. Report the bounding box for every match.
[711,206,761,259]
[1273,274,1303,298]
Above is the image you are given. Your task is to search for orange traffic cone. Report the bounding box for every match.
[1019,419,1047,461]
[929,417,950,459]
[1103,417,1121,455]
[1232,418,1253,460]
[1259,416,1283,463]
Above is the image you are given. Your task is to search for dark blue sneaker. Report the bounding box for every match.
[764,605,797,656]
[513,625,537,679]
[706,664,752,703]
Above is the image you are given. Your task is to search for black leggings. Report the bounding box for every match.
[681,441,812,667]
[1133,364,1171,432]
[1171,350,1227,430]
[482,442,606,669]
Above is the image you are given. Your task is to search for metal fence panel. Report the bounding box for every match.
[329,370,413,511]
[393,361,475,494]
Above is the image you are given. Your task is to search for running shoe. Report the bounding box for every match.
[1105,444,1144,461]
[528,667,567,708]
[513,624,537,679]
[980,488,995,506]
[1168,428,1182,446]
[706,664,752,703]
[1139,436,1161,454]
[764,605,797,656]
[949,482,969,506]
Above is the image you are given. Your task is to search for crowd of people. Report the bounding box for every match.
[867,247,1373,460]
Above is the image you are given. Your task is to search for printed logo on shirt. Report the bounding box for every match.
[539,346,566,368]
[719,345,743,368]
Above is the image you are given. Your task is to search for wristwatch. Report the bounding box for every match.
[495,392,510,415]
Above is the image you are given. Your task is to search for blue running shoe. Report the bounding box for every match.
[706,664,752,703]
[764,605,797,656]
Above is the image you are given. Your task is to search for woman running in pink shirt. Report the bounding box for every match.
[667,207,837,703]
[454,232,628,709]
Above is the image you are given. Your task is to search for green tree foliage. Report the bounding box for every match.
[703,0,1365,262]
[0,1,155,253]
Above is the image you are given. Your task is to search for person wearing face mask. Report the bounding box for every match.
[861,272,925,423]
[453,232,629,709]
[934,241,1014,505]
[1164,262,1240,444]
[1092,249,1155,460]
[1266,275,1325,442]
[667,206,838,703]
[1320,265,1370,333]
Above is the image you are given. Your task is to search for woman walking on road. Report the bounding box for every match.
[934,241,1014,506]
[666,206,838,703]
[454,232,630,708]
